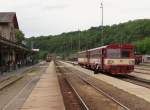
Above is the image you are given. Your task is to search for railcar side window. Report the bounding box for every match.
[91,50,100,58]
[78,52,87,58]
[107,49,121,58]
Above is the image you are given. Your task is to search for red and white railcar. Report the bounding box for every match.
[78,50,89,66]
[78,44,135,75]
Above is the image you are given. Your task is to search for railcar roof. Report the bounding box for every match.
[78,45,107,53]
[78,50,87,54]
[78,44,133,53]
[88,45,107,51]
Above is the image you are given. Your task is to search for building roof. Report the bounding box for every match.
[0,12,19,29]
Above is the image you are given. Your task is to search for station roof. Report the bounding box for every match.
[0,12,19,29]
[0,36,33,53]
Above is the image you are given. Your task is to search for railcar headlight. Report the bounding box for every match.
[108,60,114,64]
[129,60,134,65]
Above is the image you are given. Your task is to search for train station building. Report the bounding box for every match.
[0,12,34,73]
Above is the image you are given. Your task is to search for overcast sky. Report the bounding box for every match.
[0,0,149,37]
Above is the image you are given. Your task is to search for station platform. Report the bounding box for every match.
[21,61,65,110]
[61,61,150,103]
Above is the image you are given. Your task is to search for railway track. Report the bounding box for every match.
[0,75,14,83]
[102,71,150,89]
[76,74,130,110]
[56,62,130,110]
[135,67,150,71]
[59,61,150,109]
[66,61,150,89]
[134,67,150,75]
[119,74,150,89]
[0,66,37,91]
[0,66,41,92]
[135,65,150,71]
[134,70,150,75]
[56,63,88,110]
[0,64,47,110]
[139,63,150,67]
[0,75,24,91]
[65,77,90,110]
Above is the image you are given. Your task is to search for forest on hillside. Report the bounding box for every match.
[25,19,150,59]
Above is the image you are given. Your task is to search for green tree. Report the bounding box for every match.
[25,19,150,59]
[15,30,25,44]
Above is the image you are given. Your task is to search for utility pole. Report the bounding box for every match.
[78,30,81,51]
[31,41,34,49]
[100,1,104,46]
[63,39,65,59]
[70,37,73,52]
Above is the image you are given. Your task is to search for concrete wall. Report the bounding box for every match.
[0,22,16,42]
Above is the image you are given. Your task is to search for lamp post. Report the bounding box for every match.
[100,2,104,46]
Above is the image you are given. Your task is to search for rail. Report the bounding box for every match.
[61,63,130,110]
[65,78,90,110]
[0,75,23,90]
[58,61,130,110]
[76,74,130,110]
[56,61,89,110]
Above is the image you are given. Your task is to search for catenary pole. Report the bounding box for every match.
[100,2,104,46]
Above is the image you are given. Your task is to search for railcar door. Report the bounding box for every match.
[87,51,90,64]
[101,48,106,70]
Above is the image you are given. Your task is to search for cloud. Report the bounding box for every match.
[0,0,150,37]
[43,4,68,11]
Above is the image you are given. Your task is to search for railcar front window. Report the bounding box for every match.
[122,50,130,58]
[107,49,121,58]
